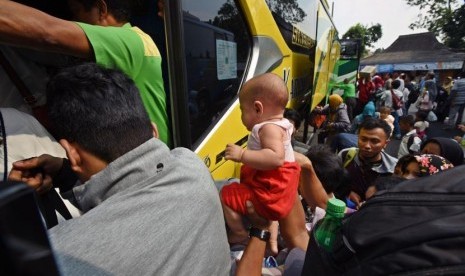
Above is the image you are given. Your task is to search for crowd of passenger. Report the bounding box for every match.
[0,0,465,275]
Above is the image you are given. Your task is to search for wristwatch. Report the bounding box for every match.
[249,227,271,242]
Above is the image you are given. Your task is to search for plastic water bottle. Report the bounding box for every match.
[444,117,450,125]
[314,198,346,252]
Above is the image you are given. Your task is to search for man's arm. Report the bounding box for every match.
[0,0,91,58]
[8,155,78,195]
[294,152,329,209]
[235,201,271,276]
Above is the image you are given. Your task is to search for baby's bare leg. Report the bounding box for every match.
[221,201,249,244]
[279,195,309,251]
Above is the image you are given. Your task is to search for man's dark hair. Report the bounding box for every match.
[75,0,144,21]
[359,117,392,140]
[415,110,428,121]
[47,63,153,163]
[399,115,415,127]
[305,144,350,198]
[284,108,302,130]
[391,79,401,89]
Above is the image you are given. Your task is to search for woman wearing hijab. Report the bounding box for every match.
[350,101,379,133]
[314,94,351,144]
[395,154,454,179]
[421,137,464,166]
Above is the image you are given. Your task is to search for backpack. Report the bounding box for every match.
[391,89,403,110]
[302,167,465,276]
[342,147,357,168]
[0,181,60,276]
[407,132,420,153]
[407,85,421,104]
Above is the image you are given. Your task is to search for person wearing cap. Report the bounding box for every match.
[314,94,351,144]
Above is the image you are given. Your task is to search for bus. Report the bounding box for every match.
[334,39,362,84]
[3,0,341,180]
[155,0,341,179]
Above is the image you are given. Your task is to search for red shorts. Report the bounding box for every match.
[220,162,300,221]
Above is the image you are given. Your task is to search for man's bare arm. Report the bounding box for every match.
[0,0,91,58]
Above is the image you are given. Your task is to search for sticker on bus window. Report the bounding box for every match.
[216,40,237,80]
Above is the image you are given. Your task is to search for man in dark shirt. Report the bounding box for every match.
[339,118,398,207]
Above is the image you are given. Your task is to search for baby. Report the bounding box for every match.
[221,73,300,255]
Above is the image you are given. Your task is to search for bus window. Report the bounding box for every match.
[181,0,251,145]
[264,0,318,104]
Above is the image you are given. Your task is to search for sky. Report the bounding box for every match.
[332,0,429,50]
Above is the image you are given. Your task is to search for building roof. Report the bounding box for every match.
[361,32,465,65]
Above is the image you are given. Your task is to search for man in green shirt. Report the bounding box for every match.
[0,0,170,144]
[334,78,357,121]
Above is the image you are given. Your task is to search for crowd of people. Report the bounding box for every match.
[0,0,465,275]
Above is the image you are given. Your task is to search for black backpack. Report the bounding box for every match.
[302,167,465,275]
[0,181,60,276]
[407,85,421,104]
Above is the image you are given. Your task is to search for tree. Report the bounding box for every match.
[213,0,308,58]
[212,0,248,59]
[443,4,465,49]
[373,48,385,54]
[342,23,383,56]
[404,0,464,48]
[265,0,306,24]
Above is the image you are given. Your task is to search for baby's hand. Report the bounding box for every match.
[225,143,244,162]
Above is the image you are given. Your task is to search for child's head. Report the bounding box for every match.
[415,110,428,122]
[395,154,454,179]
[305,144,350,200]
[399,115,415,133]
[239,73,288,130]
[365,176,404,199]
[394,154,418,178]
[379,106,391,119]
[284,108,302,133]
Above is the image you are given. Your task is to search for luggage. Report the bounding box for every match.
[359,66,377,78]
[302,167,465,275]
[0,181,60,276]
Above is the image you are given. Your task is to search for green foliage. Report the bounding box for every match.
[342,23,383,56]
[443,4,465,48]
[212,0,248,59]
[265,0,307,24]
[373,48,385,54]
[405,0,464,49]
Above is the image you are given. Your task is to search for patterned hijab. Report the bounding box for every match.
[414,154,454,177]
